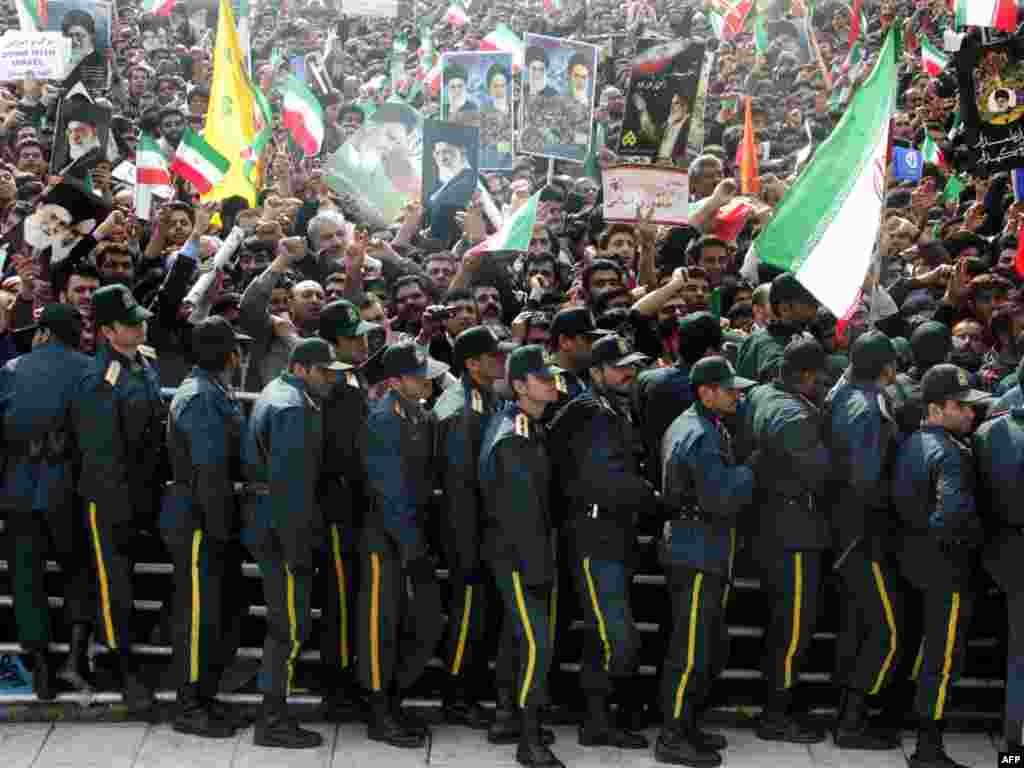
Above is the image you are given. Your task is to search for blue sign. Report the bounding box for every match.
[893,147,923,182]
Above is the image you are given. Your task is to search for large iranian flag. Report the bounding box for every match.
[747,29,898,318]
[278,73,324,156]
[955,0,1018,30]
[140,0,176,16]
[170,128,231,194]
[135,133,173,221]
[466,191,540,257]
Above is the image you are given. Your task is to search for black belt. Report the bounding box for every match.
[164,480,255,495]
[677,502,705,521]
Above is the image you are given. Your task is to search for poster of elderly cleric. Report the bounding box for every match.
[617,38,705,164]
[44,0,113,91]
[422,120,480,243]
[50,93,112,183]
[955,41,1024,176]
[440,52,515,171]
[324,103,423,230]
[519,34,599,163]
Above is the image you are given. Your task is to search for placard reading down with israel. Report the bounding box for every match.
[518,33,599,163]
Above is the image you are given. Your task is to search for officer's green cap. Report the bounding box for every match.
[381,341,449,379]
[770,272,818,307]
[850,330,897,373]
[15,303,82,347]
[677,311,722,350]
[320,299,373,339]
[782,336,825,373]
[290,337,346,370]
[192,316,252,358]
[910,321,951,368]
[921,363,990,405]
[590,333,649,368]
[690,355,756,391]
[454,325,513,367]
[507,344,556,383]
[93,284,153,328]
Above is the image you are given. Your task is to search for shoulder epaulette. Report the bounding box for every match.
[104,360,121,386]
[304,392,321,413]
[345,371,360,389]
[471,388,484,414]
[876,393,893,423]
[138,345,158,360]
[554,372,568,394]
[393,399,405,420]
[514,412,530,437]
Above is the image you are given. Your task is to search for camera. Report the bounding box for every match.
[423,305,458,322]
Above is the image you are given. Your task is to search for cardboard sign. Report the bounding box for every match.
[0,32,71,81]
[342,0,399,17]
[603,164,689,226]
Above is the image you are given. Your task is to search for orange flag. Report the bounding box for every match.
[739,95,760,195]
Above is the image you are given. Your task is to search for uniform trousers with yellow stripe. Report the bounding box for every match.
[914,589,974,722]
[249,529,313,698]
[85,501,140,652]
[320,523,356,677]
[356,544,403,695]
[160,523,244,697]
[441,565,490,695]
[573,557,638,697]
[492,565,553,713]
[834,551,903,696]
[661,565,725,725]
[759,550,822,692]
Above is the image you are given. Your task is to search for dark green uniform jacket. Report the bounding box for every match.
[735,321,808,383]
[322,368,369,552]
[974,404,1024,591]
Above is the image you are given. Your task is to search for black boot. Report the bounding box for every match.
[443,684,493,729]
[173,683,235,738]
[833,688,901,750]
[254,695,323,749]
[30,651,55,701]
[118,653,153,712]
[56,623,92,692]
[392,694,430,737]
[516,709,565,767]
[909,721,969,768]
[366,692,424,748]
[687,708,728,751]
[320,670,364,723]
[755,688,825,744]
[654,720,722,767]
[578,694,648,749]
[488,689,555,745]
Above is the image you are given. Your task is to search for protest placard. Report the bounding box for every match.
[0,32,71,81]
[603,164,689,226]
[342,0,399,17]
[441,51,514,170]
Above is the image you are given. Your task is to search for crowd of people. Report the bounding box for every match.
[1,0,1024,766]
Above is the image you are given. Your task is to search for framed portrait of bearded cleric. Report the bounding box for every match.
[440,51,515,170]
[422,119,480,243]
[45,0,113,92]
[50,92,112,186]
[519,33,599,163]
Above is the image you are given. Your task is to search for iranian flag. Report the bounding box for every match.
[746,28,898,318]
[424,60,443,97]
[446,2,469,27]
[921,133,945,166]
[140,0,176,16]
[15,0,46,30]
[544,0,564,10]
[170,128,231,194]
[135,133,172,221]
[754,15,768,53]
[955,0,1018,31]
[921,38,949,75]
[708,0,753,40]
[481,24,525,73]
[848,0,866,47]
[278,73,324,156]
[467,191,540,257]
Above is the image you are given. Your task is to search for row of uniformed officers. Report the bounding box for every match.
[3,282,1024,768]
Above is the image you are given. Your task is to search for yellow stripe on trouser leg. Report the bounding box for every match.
[673,572,704,719]
[190,529,203,683]
[548,583,558,650]
[512,572,537,710]
[331,526,349,667]
[869,561,898,695]
[583,558,612,672]
[89,502,117,650]
[370,553,381,691]
[934,592,960,720]
[911,640,925,682]
[783,552,803,689]
[451,585,474,675]
[285,564,299,696]
[722,528,737,609]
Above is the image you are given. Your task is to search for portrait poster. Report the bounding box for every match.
[957,41,1024,176]
[618,38,705,165]
[519,33,599,163]
[440,51,514,170]
[602,164,689,226]
[422,119,480,243]
[324,102,423,231]
[50,90,112,182]
[45,0,112,92]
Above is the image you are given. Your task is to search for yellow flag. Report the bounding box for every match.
[202,0,262,204]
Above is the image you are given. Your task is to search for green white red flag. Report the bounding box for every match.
[445,2,469,27]
[921,38,948,75]
[744,28,898,318]
[140,0,176,16]
[707,0,753,40]
[955,0,1018,31]
[481,24,524,73]
[16,0,46,30]
[170,127,231,194]
[466,192,540,257]
[277,73,325,156]
[135,133,173,221]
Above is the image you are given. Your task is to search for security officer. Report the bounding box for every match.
[2,305,93,699]
[432,326,507,729]
[547,307,606,401]
[317,300,373,720]
[824,330,904,750]
[635,312,722,488]
[974,369,1024,755]
[888,321,951,435]
[163,318,250,737]
[892,364,988,768]
[243,338,339,749]
[745,338,830,744]
[359,341,448,748]
[74,284,163,708]
[736,273,819,383]
[657,357,756,768]
[479,345,562,768]
[546,334,654,750]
